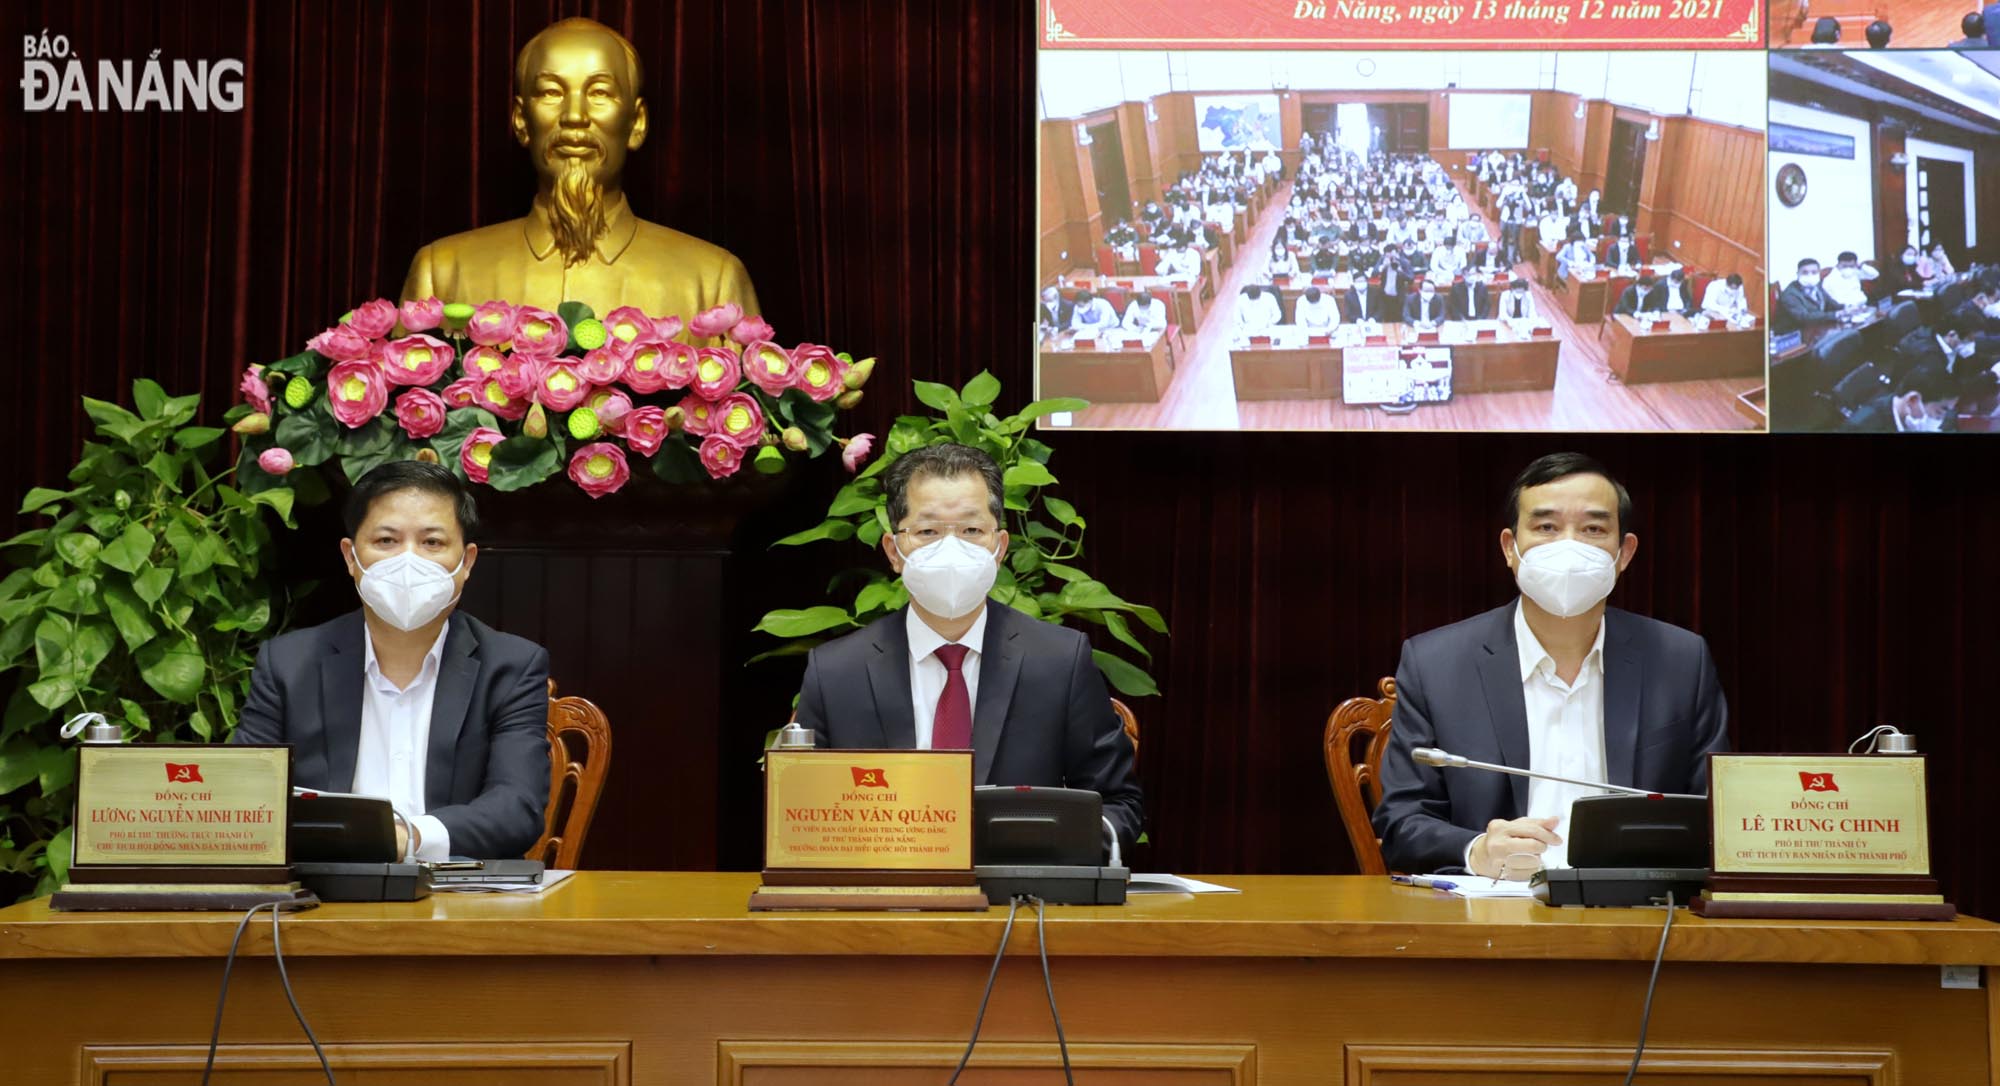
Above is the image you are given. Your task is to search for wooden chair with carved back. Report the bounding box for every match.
[1111,698,1140,764]
[527,679,613,868]
[1322,676,1398,875]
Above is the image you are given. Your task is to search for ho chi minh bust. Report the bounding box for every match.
[400,17,759,326]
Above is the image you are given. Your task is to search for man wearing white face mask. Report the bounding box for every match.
[791,444,1145,851]
[235,462,551,861]
[1372,453,1731,877]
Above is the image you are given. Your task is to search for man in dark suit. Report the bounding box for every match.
[1037,286,1074,337]
[1343,278,1385,325]
[1372,453,1730,875]
[1613,273,1669,317]
[794,444,1144,851]
[235,462,550,860]
[1776,258,1841,335]
[1446,278,1486,322]
[1604,233,1641,270]
[1403,281,1448,326]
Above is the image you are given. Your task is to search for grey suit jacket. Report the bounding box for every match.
[1371,602,1730,873]
[234,609,551,859]
[793,603,1145,851]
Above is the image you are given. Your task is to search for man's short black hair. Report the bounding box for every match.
[1503,452,1634,535]
[344,460,480,543]
[1798,257,1820,273]
[1866,18,1892,46]
[1965,12,1986,36]
[1726,273,1744,287]
[1838,251,1859,264]
[883,443,1005,529]
[1812,15,1840,41]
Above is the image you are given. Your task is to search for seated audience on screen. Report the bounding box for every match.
[1613,272,1669,317]
[1497,277,1538,323]
[1296,285,1341,331]
[1236,284,1284,332]
[1865,18,1892,47]
[1822,251,1878,309]
[1372,453,1730,875]
[1038,287,1073,337]
[235,461,550,861]
[1122,291,1169,335]
[1268,240,1302,280]
[1404,281,1448,327]
[1557,229,1596,282]
[1068,289,1119,335]
[1775,258,1841,334]
[793,443,1144,852]
[1702,273,1750,322]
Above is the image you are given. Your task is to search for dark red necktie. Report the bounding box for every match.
[931,644,972,750]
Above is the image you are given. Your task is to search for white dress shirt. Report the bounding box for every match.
[353,624,453,862]
[1236,291,1284,331]
[1499,289,1537,323]
[1701,280,1747,321]
[1295,293,1341,330]
[1069,297,1119,334]
[1474,601,1607,872]
[1823,264,1877,308]
[907,605,987,750]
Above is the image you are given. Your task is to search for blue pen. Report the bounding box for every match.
[1391,874,1459,892]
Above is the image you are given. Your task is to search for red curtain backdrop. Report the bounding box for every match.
[5,2,2000,915]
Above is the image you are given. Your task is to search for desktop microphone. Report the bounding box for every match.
[1409,746,1660,797]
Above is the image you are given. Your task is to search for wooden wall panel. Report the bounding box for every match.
[1118,102,1160,209]
[1647,115,1768,313]
[720,1041,1256,1085]
[1537,91,1588,173]
[86,1042,632,1085]
[1980,149,2000,264]
[1040,119,1096,280]
[1876,120,1910,270]
[1345,1044,1890,1084]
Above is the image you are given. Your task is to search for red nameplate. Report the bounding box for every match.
[1649,319,1672,332]
[1477,329,1498,341]
[1417,331,1440,344]
[1314,276,1332,285]
[1249,335,1273,346]
[1117,279,1136,287]
[1365,334,1387,346]
[1272,275,1291,285]
[1307,334,1331,346]
[1532,326,1554,337]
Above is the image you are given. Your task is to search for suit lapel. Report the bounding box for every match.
[426,613,480,811]
[971,606,1023,785]
[319,612,366,792]
[1475,608,1532,813]
[1601,610,1642,789]
[867,616,917,750]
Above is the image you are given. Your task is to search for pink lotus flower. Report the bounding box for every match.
[711,393,765,449]
[467,301,518,346]
[325,359,389,428]
[698,433,745,479]
[624,406,669,455]
[536,358,590,411]
[474,377,529,421]
[258,448,294,475]
[381,335,455,387]
[440,375,482,408]
[346,299,399,340]
[496,354,540,400]
[463,345,508,377]
[660,343,700,389]
[692,346,742,399]
[578,346,625,385]
[842,433,876,473]
[585,387,634,434]
[510,306,569,357]
[741,341,798,396]
[567,442,630,498]
[690,303,744,339]
[308,323,372,361]
[460,426,505,483]
[621,341,671,393]
[239,365,273,415]
[728,315,777,346]
[791,344,850,403]
[399,297,444,333]
[394,388,449,439]
[653,314,685,341]
[603,306,655,350]
[680,395,721,436]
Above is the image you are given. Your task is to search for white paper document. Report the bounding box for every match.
[1128,874,1240,894]
[1426,874,1539,899]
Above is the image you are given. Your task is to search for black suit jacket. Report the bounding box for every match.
[1342,285,1384,325]
[234,610,551,859]
[1371,603,1730,873]
[1605,238,1640,268]
[1614,282,1668,316]
[1776,282,1840,334]
[794,603,1145,851]
[1403,293,1447,324]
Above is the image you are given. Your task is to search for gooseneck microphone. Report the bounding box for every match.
[1410,746,1659,797]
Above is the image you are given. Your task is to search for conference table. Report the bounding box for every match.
[1229,322,1560,401]
[1606,314,1766,383]
[3,872,1996,1084]
[1039,327,1173,402]
[1067,266,1214,333]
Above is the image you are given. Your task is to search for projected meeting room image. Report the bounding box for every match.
[1767,50,2000,433]
[1037,51,1770,433]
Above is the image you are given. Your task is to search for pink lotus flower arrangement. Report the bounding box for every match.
[229,297,878,498]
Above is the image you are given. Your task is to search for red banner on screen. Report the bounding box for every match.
[1041,0,1761,48]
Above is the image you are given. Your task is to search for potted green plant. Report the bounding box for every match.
[0,381,302,898]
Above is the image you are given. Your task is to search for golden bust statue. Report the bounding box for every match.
[399,17,759,327]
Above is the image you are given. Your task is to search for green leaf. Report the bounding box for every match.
[249,487,297,528]
[826,481,881,517]
[486,435,563,492]
[35,746,75,795]
[0,740,38,794]
[132,565,173,605]
[855,519,885,548]
[960,371,1002,409]
[1091,649,1160,698]
[1042,496,1083,528]
[745,640,826,665]
[649,438,706,486]
[337,415,397,458]
[275,408,339,468]
[81,397,148,442]
[101,584,158,650]
[55,532,103,569]
[753,607,860,638]
[1010,397,1091,425]
[1059,579,1127,610]
[772,519,857,547]
[557,300,596,330]
[1042,561,1090,583]
[0,568,34,604]
[135,632,205,703]
[99,523,155,574]
[172,426,227,449]
[1009,547,1045,575]
[1003,462,1058,488]
[911,380,960,413]
[1128,604,1169,635]
[26,676,81,713]
[188,708,214,740]
[17,486,81,516]
[118,698,153,734]
[44,826,72,886]
[1103,611,1152,661]
[853,579,907,615]
[430,408,501,473]
[132,378,169,421]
